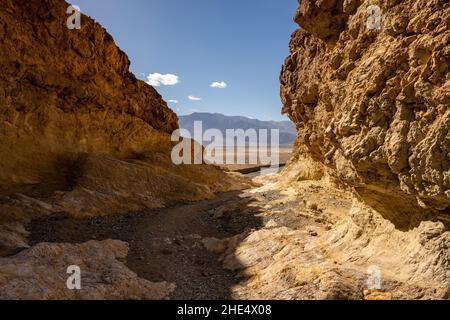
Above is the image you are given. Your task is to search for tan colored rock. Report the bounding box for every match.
[0,0,251,300]
[0,240,175,300]
[273,0,450,298]
[0,0,250,256]
[281,0,450,221]
[0,0,178,190]
[265,219,279,228]
[217,179,449,300]
[325,200,450,287]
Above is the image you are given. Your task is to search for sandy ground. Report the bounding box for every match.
[24,174,373,300]
[27,171,448,300]
[28,191,265,300]
[26,174,352,300]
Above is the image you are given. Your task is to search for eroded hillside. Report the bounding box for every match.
[0,0,248,299]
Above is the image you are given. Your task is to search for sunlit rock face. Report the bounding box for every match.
[281,0,450,224]
[0,0,248,258]
[0,0,178,190]
[0,240,176,300]
[231,3,450,297]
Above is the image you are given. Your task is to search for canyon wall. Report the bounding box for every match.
[0,0,246,227]
[237,0,450,298]
[281,0,450,227]
[0,0,179,190]
[0,0,247,298]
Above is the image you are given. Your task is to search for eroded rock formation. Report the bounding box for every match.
[281,0,450,226]
[0,0,248,299]
[0,0,178,190]
[208,176,449,299]
[1,0,448,301]
[0,240,176,300]
[243,0,450,299]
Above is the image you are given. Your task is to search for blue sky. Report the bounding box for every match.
[74,0,298,121]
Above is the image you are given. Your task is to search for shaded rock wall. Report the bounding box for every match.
[281,0,450,224]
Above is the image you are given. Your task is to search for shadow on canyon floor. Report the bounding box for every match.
[28,190,264,300]
[356,187,450,232]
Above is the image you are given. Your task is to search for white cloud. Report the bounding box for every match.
[146,73,179,87]
[188,95,202,101]
[210,81,227,89]
[168,100,179,104]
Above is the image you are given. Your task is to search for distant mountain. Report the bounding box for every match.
[179,113,297,146]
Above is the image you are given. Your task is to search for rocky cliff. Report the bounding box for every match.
[0,0,179,190]
[1,0,448,301]
[281,0,450,227]
[0,0,247,227]
[0,0,248,299]
[215,0,449,299]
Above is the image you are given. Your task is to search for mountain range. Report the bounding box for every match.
[179,113,297,146]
